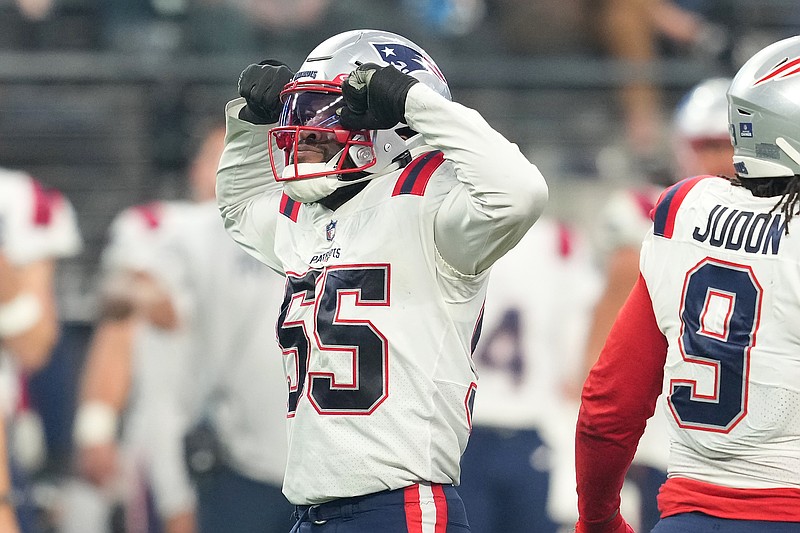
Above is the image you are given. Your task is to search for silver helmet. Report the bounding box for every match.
[728,35,800,178]
[268,29,451,187]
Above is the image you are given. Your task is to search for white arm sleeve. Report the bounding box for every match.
[143,332,197,519]
[404,84,549,275]
[216,98,284,274]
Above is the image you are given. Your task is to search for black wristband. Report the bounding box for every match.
[370,67,418,124]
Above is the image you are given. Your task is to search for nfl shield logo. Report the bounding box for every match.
[326,220,337,241]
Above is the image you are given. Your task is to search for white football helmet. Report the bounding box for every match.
[728,35,800,178]
[673,77,731,141]
[671,77,733,178]
[268,29,451,194]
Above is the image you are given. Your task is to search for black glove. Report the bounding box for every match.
[237,59,294,124]
[339,63,418,130]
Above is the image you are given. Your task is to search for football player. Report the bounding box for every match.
[578,76,734,531]
[576,35,800,533]
[217,29,548,532]
[0,169,82,532]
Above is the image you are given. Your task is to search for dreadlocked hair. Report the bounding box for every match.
[729,175,800,234]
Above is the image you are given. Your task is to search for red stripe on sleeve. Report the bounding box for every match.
[410,151,444,196]
[31,179,62,227]
[134,202,163,229]
[557,222,573,258]
[392,151,445,197]
[392,154,427,197]
[279,193,301,222]
[661,175,708,237]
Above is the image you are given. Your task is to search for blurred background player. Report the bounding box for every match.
[67,123,290,533]
[0,168,82,533]
[143,125,291,533]
[65,192,194,533]
[458,216,600,533]
[0,416,21,533]
[578,76,735,531]
[576,34,800,533]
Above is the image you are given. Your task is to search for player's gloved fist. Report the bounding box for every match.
[237,59,294,124]
[339,63,418,130]
[575,512,634,533]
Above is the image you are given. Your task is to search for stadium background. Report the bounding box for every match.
[0,0,796,522]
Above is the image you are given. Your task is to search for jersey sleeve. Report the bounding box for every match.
[1,174,82,265]
[404,84,549,275]
[575,274,668,524]
[216,98,284,274]
[100,203,169,275]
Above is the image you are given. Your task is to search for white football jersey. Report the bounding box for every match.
[0,168,81,266]
[95,200,198,516]
[271,158,485,505]
[642,175,800,490]
[99,200,192,275]
[0,169,81,417]
[217,83,547,504]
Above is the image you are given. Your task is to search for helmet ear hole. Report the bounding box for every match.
[348,143,375,167]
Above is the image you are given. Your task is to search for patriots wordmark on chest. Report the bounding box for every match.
[692,205,786,255]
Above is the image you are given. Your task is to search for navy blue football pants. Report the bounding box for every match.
[625,463,667,533]
[651,512,800,533]
[290,483,470,532]
[458,426,557,533]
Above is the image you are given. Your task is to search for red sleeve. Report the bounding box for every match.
[575,274,668,527]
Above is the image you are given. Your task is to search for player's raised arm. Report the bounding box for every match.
[216,60,294,273]
[340,64,548,275]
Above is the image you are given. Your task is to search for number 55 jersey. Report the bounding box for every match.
[642,175,800,519]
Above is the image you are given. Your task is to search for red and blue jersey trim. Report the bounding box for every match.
[392,151,445,197]
[652,176,711,238]
[279,192,301,222]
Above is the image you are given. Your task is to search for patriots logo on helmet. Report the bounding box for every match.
[753,57,800,85]
[371,43,447,83]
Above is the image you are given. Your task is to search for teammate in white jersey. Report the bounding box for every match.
[578,77,734,531]
[576,35,800,533]
[0,169,82,533]
[68,198,195,533]
[217,29,548,532]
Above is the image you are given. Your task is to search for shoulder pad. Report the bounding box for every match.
[279,193,301,222]
[652,175,715,238]
[392,151,444,197]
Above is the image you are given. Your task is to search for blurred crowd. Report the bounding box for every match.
[0,2,798,533]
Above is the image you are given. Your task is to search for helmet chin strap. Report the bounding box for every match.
[282,163,343,203]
